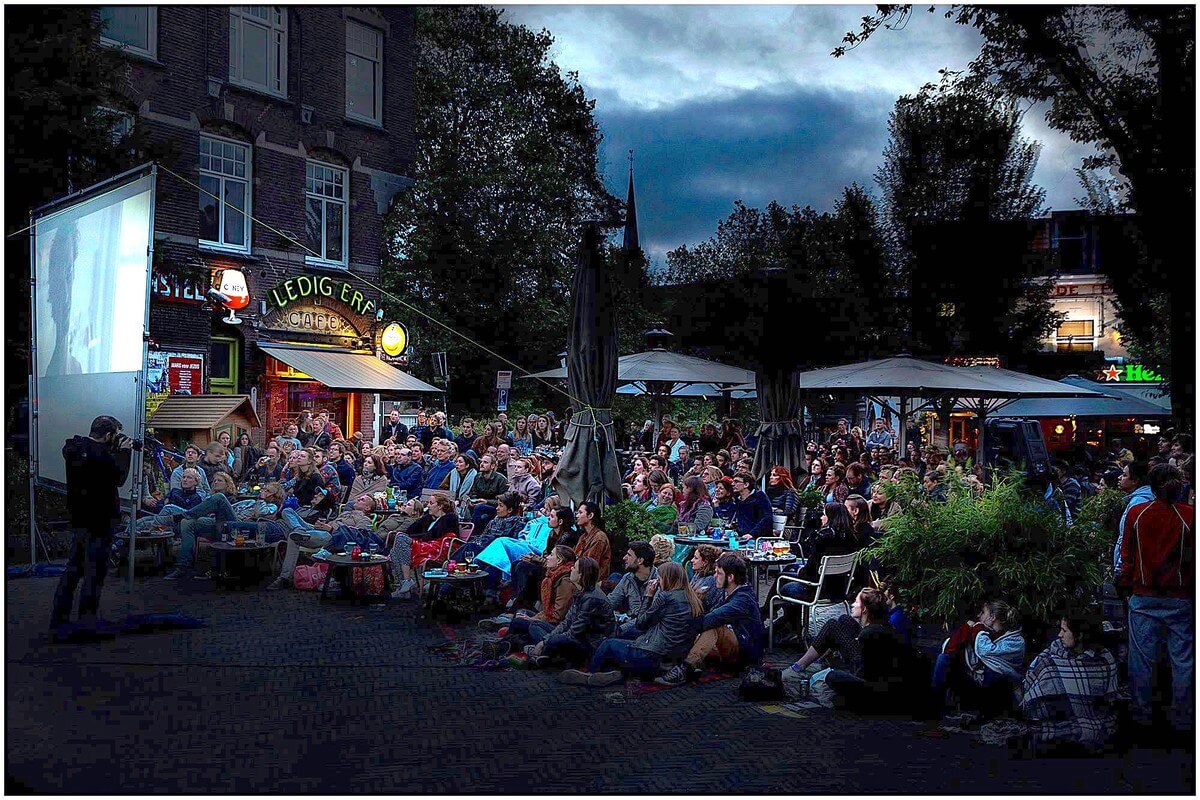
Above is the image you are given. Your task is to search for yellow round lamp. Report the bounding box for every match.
[381,322,408,357]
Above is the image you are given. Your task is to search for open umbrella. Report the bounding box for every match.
[551,222,622,507]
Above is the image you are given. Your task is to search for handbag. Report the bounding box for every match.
[738,665,785,701]
[292,562,329,591]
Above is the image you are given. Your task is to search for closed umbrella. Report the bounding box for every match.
[552,222,623,507]
[751,268,805,483]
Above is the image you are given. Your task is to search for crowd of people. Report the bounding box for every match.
[100,407,1195,752]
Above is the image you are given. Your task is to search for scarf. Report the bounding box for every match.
[448,468,477,500]
[540,563,576,623]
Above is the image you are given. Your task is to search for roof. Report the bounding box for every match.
[1103,381,1171,411]
[258,344,442,394]
[526,348,753,388]
[989,375,1171,418]
[148,394,261,430]
[616,382,756,399]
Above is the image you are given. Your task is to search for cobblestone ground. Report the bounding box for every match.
[6,573,1193,794]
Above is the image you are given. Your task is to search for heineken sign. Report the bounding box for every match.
[1100,364,1163,383]
[268,275,376,317]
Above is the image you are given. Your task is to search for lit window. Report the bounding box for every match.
[345,20,382,124]
[1055,319,1095,352]
[229,7,287,98]
[99,7,157,59]
[199,136,252,252]
[305,161,348,265]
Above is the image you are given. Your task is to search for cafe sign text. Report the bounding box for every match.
[268,275,376,317]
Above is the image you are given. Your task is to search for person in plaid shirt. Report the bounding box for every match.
[1021,609,1119,750]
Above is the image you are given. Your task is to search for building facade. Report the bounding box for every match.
[96,6,426,444]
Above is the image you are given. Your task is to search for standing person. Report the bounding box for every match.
[50,416,134,634]
[865,418,895,451]
[1113,461,1153,574]
[230,432,261,482]
[381,408,409,445]
[1117,463,1195,738]
[216,430,236,468]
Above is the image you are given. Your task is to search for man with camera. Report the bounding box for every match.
[50,415,135,635]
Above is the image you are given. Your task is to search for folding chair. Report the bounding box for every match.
[767,552,858,651]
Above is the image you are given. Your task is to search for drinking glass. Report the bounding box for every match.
[369,542,380,558]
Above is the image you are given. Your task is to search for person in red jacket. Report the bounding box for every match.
[1116,463,1194,735]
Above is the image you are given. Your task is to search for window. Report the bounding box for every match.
[210,337,239,395]
[99,7,157,59]
[1055,319,1095,352]
[305,161,348,265]
[199,136,252,252]
[229,7,287,97]
[96,106,134,146]
[345,20,382,124]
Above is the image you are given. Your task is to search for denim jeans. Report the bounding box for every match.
[50,526,114,625]
[1128,594,1195,729]
[541,634,593,667]
[279,530,333,580]
[507,615,554,645]
[471,503,497,531]
[588,637,661,676]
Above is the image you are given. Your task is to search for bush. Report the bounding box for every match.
[865,469,1113,627]
[604,500,662,543]
[795,487,824,509]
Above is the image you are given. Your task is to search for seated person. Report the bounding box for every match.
[649,534,675,567]
[466,453,510,531]
[762,502,860,636]
[1020,609,1119,752]
[347,454,390,502]
[136,467,204,533]
[656,553,764,685]
[499,504,576,610]
[388,494,460,600]
[607,541,659,626]
[389,447,425,500]
[521,557,615,669]
[562,562,703,687]
[170,444,211,496]
[797,588,928,716]
[879,578,911,647]
[451,492,525,561]
[933,600,1026,720]
[646,484,679,534]
[269,494,378,589]
[711,478,737,524]
[689,545,722,610]
[166,477,284,579]
[506,457,544,508]
[245,444,283,484]
[483,545,579,659]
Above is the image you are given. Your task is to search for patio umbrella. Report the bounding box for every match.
[551,222,623,507]
[527,337,753,441]
[750,268,805,483]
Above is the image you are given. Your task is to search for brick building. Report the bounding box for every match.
[96,6,435,445]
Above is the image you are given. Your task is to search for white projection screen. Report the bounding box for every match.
[31,168,156,497]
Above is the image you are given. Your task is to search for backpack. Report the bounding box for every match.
[738,665,785,702]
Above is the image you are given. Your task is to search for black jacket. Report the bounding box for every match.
[382,420,409,444]
[799,526,860,601]
[550,586,616,648]
[406,512,460,542]
[63,435,131,530]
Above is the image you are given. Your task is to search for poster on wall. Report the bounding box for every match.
[145,351,205,421]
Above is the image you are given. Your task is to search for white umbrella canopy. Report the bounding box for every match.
[526,348,755,437]
[734,354,1111,464]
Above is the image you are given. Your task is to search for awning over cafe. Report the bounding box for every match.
[257,343,442,394]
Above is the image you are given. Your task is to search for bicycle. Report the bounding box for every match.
[143,433,185,498]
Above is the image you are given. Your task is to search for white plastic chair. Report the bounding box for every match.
[767,551,858,651]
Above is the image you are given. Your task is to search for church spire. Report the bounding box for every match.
[622,149,639,253]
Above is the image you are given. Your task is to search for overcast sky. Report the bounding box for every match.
[501,4,1095,266]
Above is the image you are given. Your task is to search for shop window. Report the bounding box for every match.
[305,161,348,266]
[1055,319,1095,352]
[199,135,252,252]
[210,337,240,394]
[345,20,383,124]
[99,6,157,59]
[229,6,288,98]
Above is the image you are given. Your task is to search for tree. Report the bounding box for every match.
[383,6,625,413]
[875,79,1059,361]
[838,4,1195,426]
[5,8,156,429]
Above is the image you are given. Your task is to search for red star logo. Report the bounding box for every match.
[1102,365,1121,382]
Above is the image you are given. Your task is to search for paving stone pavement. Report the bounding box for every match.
[5,573,1193,794]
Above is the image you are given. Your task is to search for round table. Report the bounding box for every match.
[745,553,799,596]
[674,536,734,549]
[421,569,488,616]
[208,541,277,588]
[314,553,392,602]
[112,531,175,576]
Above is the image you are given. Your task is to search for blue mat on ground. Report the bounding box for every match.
[8,564,67,579]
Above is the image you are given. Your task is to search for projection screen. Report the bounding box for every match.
[31,167,156,498]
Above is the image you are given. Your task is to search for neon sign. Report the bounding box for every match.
[268,275,376,317]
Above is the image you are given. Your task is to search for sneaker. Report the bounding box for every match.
[558,668,592,686]
[391,578,416,600]
[559,669,624,687]
[588,670,625,687]
[654,662,697,687]
[477,614,511,631]
[481,640,512,662]
[267,577,291,590]
[164,567,190,580]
